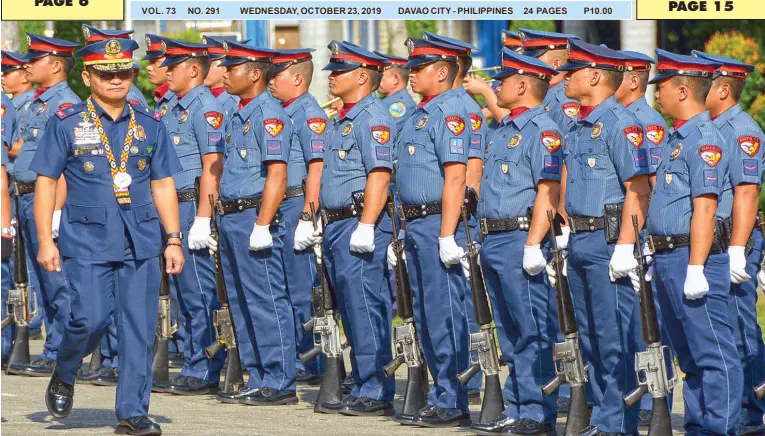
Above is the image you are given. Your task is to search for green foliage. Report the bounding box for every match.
[18,22,46,51]
[704,30,765,113]
[509,21,556,33]
[405,21,437,38]
[167,28,203,44]
[53,22,88,100]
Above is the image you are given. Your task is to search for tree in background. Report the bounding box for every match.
[53,22,88,100]
[405,21,437,38]
[134,28,203,106]
[509,20,555,33]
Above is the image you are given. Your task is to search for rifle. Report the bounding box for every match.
[541,210,589,435]
[151,253,178,388]
[754,211,765,400]
[382,196,428,418]
[299,202,346,413]
[4,193,38,374]
[205,194,245,395]
[455,204,503,424]
[623,215,677,435]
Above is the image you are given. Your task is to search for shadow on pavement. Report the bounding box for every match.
[25,409,171,430]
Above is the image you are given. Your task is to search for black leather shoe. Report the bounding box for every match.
[168,353,184,369]
[296,369,320,385]
[503,418,555,435]
[578,426,627,436]
[556,396,570,414]
[398,404,435,426]
[468,388,482,405]
[163,375,191,391]
[341,375,354,395]
[166,376,217,395]
[416,406,471,428]
[76,367,105,384]
[339,397,393,417]
[637,409,652,427]
[241,387,298,406]
[319,395,359,414]
[10,357,55,377]
[116,416,162,436]
[471,415,516,435]
[218,387,260,404]
[92,367,118,386]
[45,371,74,419]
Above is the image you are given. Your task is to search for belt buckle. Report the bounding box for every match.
[397,205,406,223]
[569,218,577,234]
[479,218,488,236]
[215,200,225,216]
[321,209,329,225]
[647,235,656,253]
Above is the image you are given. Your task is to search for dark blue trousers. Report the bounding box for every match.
[2,256,13,359]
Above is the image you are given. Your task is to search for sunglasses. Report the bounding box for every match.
[89,69,133,81]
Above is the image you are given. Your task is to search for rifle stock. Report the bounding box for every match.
[152,254,176,387]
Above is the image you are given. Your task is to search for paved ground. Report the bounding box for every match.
[1,340,687,435]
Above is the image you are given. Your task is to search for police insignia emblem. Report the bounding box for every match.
[587,157,596,168]
[508,133,522,148]
[32,129,38,137]
[342,122,353,137]
[222,41,228,53]
[699,145,722,167]
[226,133,231,143]
[83,161,95,172]
[307,117,327,135]
[501,163,508,174]
[239,148,247,159]
[202,37,208,44]
[161,41,167,52]
[243,120,251,135]
[445,115,466,136]
[263,118,284,137]
[135,125,146,141]
[670,143,683,160]
[26,35,31,46]
[541,131,561,153]
[469,113,482,132]
[405,39,415,54]
[330,41,340,56]
[389,102,406,118]
[623,125,644,148]
[37,102,47,115]
[338,150,347,160]
[130,146,139,155]
[82,25,90,39]
[205,111,223,130]
[173,136,180,145]
[591,122,603,139]
[408,144,415,155]
[665,173,673,184]
[179,110,190,123]
[146,146,154,154]
[415,116,428,130]
[105,39,123,60]
[160,105,168,118]
[371,125,391,145]
[145,35,151,46]
[738,135,761,157]
[562,102,580,119]
[137,159,147,171]
[646,125,665,145]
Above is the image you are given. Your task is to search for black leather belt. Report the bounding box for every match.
[648,233,726,254]
[322,203,362,225]
[216,195,262,216]
[400,202,442,220]
[13,181,35,196]
[177,190,196,203]
[284,185,304,199]
[480,216,530,234]
[569,216,605,233]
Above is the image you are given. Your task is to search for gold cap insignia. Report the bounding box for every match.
[145,35,151,46]
[405,39,414,54]
[330,41,340,56]
[105,39,124,60]
[82,25,90,39]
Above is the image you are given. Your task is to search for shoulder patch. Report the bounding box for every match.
[58,103,73,111]
[205,111,224,130]
[56,110,67,119]
[738,135,761,157]
[388,102,407,118]
[646,125,665,145]
[469,113,483,132]
[264,118,284,137]
[541,130,561,153]
[55,102,85,120]
[307,117,327,135]
[699,145,722,167]
[444,115,466,136]
[371,125,391,145]
[153,112,161,121]
[128,99,141,106]
[562,102,580,119]
[623,125,644,148]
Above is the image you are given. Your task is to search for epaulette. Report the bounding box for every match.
[55,102,86,120]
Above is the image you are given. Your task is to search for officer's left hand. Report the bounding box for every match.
[684,265,709,300]
[439,235,466,267]
[523,244,546,276]
[728,246,752,284]
[609,244,637,282]
[164,245,185,274]
[188,217,211,251]
[52,210,62,239]
[349,223,375,253]
[249,224,273,251]
[462,75,493,97]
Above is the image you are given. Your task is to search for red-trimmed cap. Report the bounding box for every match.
[323,41,389,72]
[557,40,627,72]
[82,24,134,43]
[502,30,522,49]
[648,49,721,84]
[692,50,754,79]
[24,33,79,59]
[75,38,138,72]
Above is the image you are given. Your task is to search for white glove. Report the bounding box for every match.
[684,265,709,300]
[387,242,405,270]
[758,269,765,295]
[609,244,637,282]
[642,241,655,282]
[556,225,571,250]
[523,244,547,276]
[349,222,375,253]
[546,254,568,288]
[207,234,218,255]
[188,217,211,251]
[728,246,752,284]
[438,235,465,267]
[461,255,473,280]
[52,210,62,239]
[294,219,322,251]
[249,224,273,251]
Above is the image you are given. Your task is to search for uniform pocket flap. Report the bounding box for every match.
[133,203,159,223]
[67,205,107,225]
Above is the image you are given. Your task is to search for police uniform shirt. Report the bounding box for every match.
[454,87,487,159]
[1,139,8,166]
[544,81,580,134]
[381,88,416,136]
[646,111,729,236]
[216,90,239,119]
[160,85,225,192]
[219,91,292,200]
[8,89,35,174]
[477,105,563,219]
[29,100,182,261]
[562,95,649,217]
[127,84,148,107]
[284,92,327,189]
[2,93,16,149]
[625,97,669,174]
[396,89,471,206]
[154,89,176,120]
[319,92,394,210]
[713,103,764,219]
[13,81,80,183]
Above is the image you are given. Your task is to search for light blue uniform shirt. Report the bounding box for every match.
[543,81,580,134]
[625,97,669,174]
[381,88,416,138]
[284,92,327,189]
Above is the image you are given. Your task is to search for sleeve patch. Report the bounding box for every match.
[449,138,464,154]
[1,104,5,119]
[632,149,648,168]
[208,132,223,145]
[562,102,580,119]
[205,111,224,130]
[646,125,665,145]
[444,115,466,136]
[266,140,282,155]
[699,145,722,167]
[153,112,161,121]
[263,118,285,137]
[311,139,324,153]
[469,134,482,150]
[388,102,406,118]
[743,159,759,176]
[543,155,560,174]
[650,148,662,166]
[371,125,391,145]
[307,117,327,135]
[375,146,391,161]
[469,113,483,132]
[623,125,644,149]
[58,103,73,111]
[541,130,561,153]
[738,136,761,157]
[703,169,719,187]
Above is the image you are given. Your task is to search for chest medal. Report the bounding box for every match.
[408,144,415,155]
[670,143,683,160]
[173,136,180,145]
[179,109,190,124]
[665,173,673,184]
[83,161,95,172]
[36,102,47,115]
[591,122,603,139]
[501,163,508,174]
[415,116,428,130]
[587,157,596,168]
[130,146,140,155]
[137,159,147,171]
[338,150,347,160]
[341,122,353,137]
[508,133,522,148]
[239,149,247,159]
[243,120,251,135]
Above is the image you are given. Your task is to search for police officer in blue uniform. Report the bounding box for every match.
[374,51,416,135]
[32,37,183,435]
[209,40,298,405]
[502,30,524,53]
[644,49,742,436]
[547,40,651,436]
[391,37,472,427]
[1,93,16,365]
[268,47,326,383]
[470,49,562,436]
[7,33,80,377]
[693,50,765,435]
[157,37,226,395]
[314,40,395,416]
[203,35,240,118]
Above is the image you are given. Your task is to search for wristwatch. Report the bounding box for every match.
[166,232,183,241]
[300,211,313,221]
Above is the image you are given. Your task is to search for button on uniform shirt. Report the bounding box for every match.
[544,81,580,134]
[563,95,649,217]
[13,81,80,183]
[713,104,764,220]
[127,84,148,107]
[2,93,16,149]
[319,93,394,210]
[646,111,729,236]
[29,101,181,261]
[382,88,416,140]
[454,87,487,159]
[396,89,471,206]
[219,91,292,200]
[284,92,327,189]
[625,97,669,174]
[159,85,225,192]
[478,105,563,219]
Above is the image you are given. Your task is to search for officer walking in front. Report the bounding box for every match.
[158,37,226,395]
[693,49,765,435]
[32,37,184,435]
[1,92,17,365]
[203,35,240,118]
[470,49,562,436]
[374,51,416,135]
[7,33,80,377]
[644,49,742,436]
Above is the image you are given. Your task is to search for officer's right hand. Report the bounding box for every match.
[438,235,465,268]
[188,217,211,250]
[249,224,273,251]
[545,253,567,288]
[387,242,405,270]
[294,219,322,251]
[684,265,709,300]
[38,240,61,272]
[556,225,571,251]
[164,245,185,274]
[728,246,752,284]
[207,235,218,255]
[523,244,546,276]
